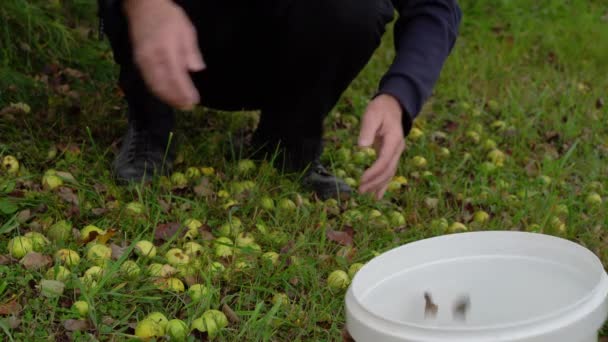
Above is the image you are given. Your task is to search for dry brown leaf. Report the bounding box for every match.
[63,319,90,332]
[222,303,240,323]
[154,222,183,242]
[158,198,171,213]
[193,178,213,197]
[0,299,21,315]
[91,208,109,216]
[326,228,354,246]
[110,243,127,260]
[0,255,12,265]
[57,187,79,206]
[93,183,107,193]
[16,209,31,223]
[20,252,52,270]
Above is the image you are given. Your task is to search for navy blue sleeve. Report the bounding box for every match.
[378,0,462,134]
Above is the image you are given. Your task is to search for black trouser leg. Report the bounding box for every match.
[102,5,175,141]
[102,0,394,169]
[254,0,394,169]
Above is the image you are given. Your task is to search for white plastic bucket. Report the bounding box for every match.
[345,231,608,342]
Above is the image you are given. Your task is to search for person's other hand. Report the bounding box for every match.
[358,94,406,200]
[124,0,205,110]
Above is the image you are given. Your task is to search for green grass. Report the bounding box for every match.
[1,0,607,340]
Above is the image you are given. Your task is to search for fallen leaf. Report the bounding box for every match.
[0,255,13,265]
[424,197,439,210]
[289,277,300,286]
[193,178,213,197]
[0,299,21,315]
[96,229,117,245]
[443,120,459,133]
[110,243,127,260]
[154,222,184,242]
[199,226,215,241]
[184,275,202,287]
[64,205,80,218]
[91,208,108,216]
[158,198,171,213]
[336,246,357,262]
[101,316,115,325]
[2,316,21,329]
[63,319,90,332]
[16,209,32,223]
[20,252,52,270]
[93,183,107,193]
[57,187,79,206]
[55,171,77,184]
[525,160,539,177]
[280,241,295,254]
[39,280,65,298]
[222,304,240,323]
[326,229,354,246]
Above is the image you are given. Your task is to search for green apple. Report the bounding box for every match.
[185,166,201,180]
[80,225,106,242]
[408,127,424,140]
[166,319,188,341]
[2,155,19,174]
[438,147,451,158]
[327,270,350,290]
[120,260,141,279]
[586,192,603,206]
[134,240,157,258]
[42,174,63,190]
[54,249,80,268]
[472,210,490,224]
[46,265,71,282]
[487,149,506,167]
[491,120,507,131]
[135,319,164,339]
[388,211,406,227]
[145,312,168,330]
[72,300,89,317]
[466,131,480,144]
[8,236,34,258]
[278,198,297,211]
[237,159,256,175]
[448,222,467,233]
[201,166,215,176]
[261,251,280,266]
[188,284,210,303]
[191,310,229,338]
[165,248,190,266]
[482,139,497,150]
[411,156,428,168]
[86,244,112,266]
[47,220,72,242]
[183,241,204,257]
[214,237,234,257]
[24,232,49,251]
[348,263,364,278]
[125,202,145,215]
[170,172,188,188]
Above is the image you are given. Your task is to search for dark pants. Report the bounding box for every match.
[102,0,394,168]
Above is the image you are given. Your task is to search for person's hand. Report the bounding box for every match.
[358,94,406,200]
[124,0,205,110]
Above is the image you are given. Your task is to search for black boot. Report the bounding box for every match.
[112,119,174,183]
[250,134,351,200]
